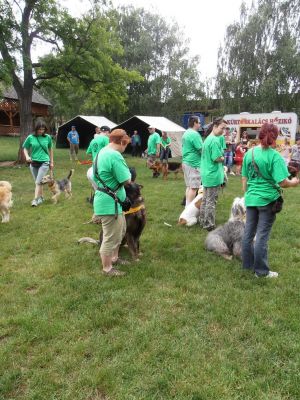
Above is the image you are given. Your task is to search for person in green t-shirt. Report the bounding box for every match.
[86,126,110,192]
[23,120,54,207]
[182,116,203,206]
[93,129,131,276]
[146,126,161,177]
[160,131,171,163]
[199,117,226,231]
[241,123,299,278]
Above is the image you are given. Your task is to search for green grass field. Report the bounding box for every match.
[1,137,300,400]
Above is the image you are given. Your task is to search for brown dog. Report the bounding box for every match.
[41,169,74,204]
[149,160,182,180]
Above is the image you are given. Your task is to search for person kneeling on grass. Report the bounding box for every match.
[93,129,131,276]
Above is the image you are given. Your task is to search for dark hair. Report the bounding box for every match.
[205,117,226,135]
[188,115,200,128]
[34,120,47,136]
[259,123,278,148]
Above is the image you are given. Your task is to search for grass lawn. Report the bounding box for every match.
[1,137,300,400]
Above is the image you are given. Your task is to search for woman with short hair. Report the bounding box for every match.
[23,120,54,207]
[93,129,131,276]
[242,123,299,278]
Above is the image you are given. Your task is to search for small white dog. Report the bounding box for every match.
[0,181,13,223]
[205,197,246,260]
[178,186,204,226]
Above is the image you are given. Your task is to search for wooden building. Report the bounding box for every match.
[0,87,52,136]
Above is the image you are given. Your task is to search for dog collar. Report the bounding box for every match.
[124,204,145,215]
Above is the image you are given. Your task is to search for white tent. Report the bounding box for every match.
[57,115,116,148]
[114,115,185,157]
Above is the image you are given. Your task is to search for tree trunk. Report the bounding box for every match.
[17,92,33,163]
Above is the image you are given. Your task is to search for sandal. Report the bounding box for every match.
[102,267,126,276]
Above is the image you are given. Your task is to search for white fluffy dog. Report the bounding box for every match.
[178,186,204,226]
[205,197,246,260]
[0,181,13,223]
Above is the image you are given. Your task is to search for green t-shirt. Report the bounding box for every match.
[147,132,161,155]
[182,128,203,168]
[201,134,224,187]
[242,146,289,207]
[93,147,131,215]
[218,135,227,151]
[22,134,53,162]
[161,137,171,148]
[86,135,109,161]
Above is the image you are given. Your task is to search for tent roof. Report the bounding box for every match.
[119,115,184,133]
[58,115,116,129]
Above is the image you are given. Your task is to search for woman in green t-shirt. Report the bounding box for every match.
[242,123,299,278]
[23,121,54,207]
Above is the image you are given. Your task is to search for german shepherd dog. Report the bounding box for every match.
[149,160,182,180]
[41,169,74,204]
[78,182,146,260]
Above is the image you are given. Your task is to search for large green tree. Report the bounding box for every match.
[115,6,205,123]
[216,0,300,114]
[0,0,139,161]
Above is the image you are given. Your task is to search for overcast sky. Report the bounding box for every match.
[61,0,252,79]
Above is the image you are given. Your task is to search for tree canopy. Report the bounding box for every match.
[216,0,300,114]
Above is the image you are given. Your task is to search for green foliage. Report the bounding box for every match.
[217,0,300,114]
[1,137,300,399]
[115,6,206,122]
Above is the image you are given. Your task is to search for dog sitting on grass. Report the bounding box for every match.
[205,197,246,260]
[41,169,74,204]
[0,181,13,223]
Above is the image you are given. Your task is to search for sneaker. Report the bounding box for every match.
[229,171,235,175]
[102,267,126,276]
[31,198,38,207]
[255,271,278,278]
[37,196,44,205]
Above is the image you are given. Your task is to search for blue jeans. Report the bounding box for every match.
[242,204,276,276]
[224,151,233,168]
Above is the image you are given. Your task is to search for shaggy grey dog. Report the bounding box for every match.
[205,197,246,260]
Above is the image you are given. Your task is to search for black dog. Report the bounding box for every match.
[79,181,146,260]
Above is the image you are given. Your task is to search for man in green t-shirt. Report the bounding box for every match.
[93,129,131,276]
[86,126,110,191]
[146,126,161,177]
[199,117,227,231]
[182,115,203,206]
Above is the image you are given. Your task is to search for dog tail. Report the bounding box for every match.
[67,169,75,180]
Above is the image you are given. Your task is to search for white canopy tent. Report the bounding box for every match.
[57,115,116,148]
[114,115,185,157]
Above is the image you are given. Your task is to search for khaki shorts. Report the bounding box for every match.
[93,214,126,256]
[147,154,156,167]
[182,163,201,189]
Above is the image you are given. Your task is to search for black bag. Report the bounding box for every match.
[31,160,44,168]
[271,195,284,214]
[120,197,132,212]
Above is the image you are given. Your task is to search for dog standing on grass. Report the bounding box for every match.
[41,169,74,204]
[205,197,246,260]
[0,181,13,223]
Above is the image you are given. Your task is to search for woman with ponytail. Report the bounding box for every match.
[241,123,299,278]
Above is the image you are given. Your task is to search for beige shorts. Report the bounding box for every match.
[93,214,126,256]
[182,163,201,189]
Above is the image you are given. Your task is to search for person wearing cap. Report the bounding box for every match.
[92,129,131,276]
[146,126,161,177]
[67,125,80,161]
[86,126,110,190]
[182,115,203,206]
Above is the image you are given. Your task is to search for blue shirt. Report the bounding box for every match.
[67,130,79,144]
